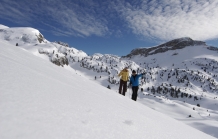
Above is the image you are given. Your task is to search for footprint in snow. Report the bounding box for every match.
[123,120,133,125]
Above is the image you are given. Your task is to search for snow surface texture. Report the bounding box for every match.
[1,39,217,139]
[0,25,218,138]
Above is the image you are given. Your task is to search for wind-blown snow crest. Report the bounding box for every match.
[0,27,48,44]
[0,24,9,29]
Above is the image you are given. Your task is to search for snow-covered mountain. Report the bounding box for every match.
[122,40,218,137]
[1,24,218,138]
[122,38,218,96]
[123,37,206,57]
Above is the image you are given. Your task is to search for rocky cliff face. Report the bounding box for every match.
[123,37,206,58]
[36,33,46,43]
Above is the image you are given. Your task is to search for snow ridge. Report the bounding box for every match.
[123,37,206,58]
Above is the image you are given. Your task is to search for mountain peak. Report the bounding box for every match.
[160,37,205,48]
[123,37,206,58]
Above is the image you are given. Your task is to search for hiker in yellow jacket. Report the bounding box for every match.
[118,67,129,96]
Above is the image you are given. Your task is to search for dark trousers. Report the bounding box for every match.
[132,86,139,101]
[119,79,127,96]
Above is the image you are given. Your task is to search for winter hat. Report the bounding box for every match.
[132,70,136,73]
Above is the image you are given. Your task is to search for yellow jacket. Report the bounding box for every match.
[118,69,129,81]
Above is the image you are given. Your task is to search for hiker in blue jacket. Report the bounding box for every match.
[130,70,144,101]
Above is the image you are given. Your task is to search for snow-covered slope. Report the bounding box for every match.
[1,25,218,138]
[0,25,87,64]
[121,41,218,138]
[67,39,218,138]
[0,24,9,29]
[123,43,218,96]
[1,39,216,139]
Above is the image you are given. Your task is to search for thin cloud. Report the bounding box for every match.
[0,0,109,37]
[115,0,218,41]
[1,0,218,42]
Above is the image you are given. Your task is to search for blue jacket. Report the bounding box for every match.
[130,74,143,87]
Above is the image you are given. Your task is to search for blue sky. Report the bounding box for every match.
[0,0,218,56]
